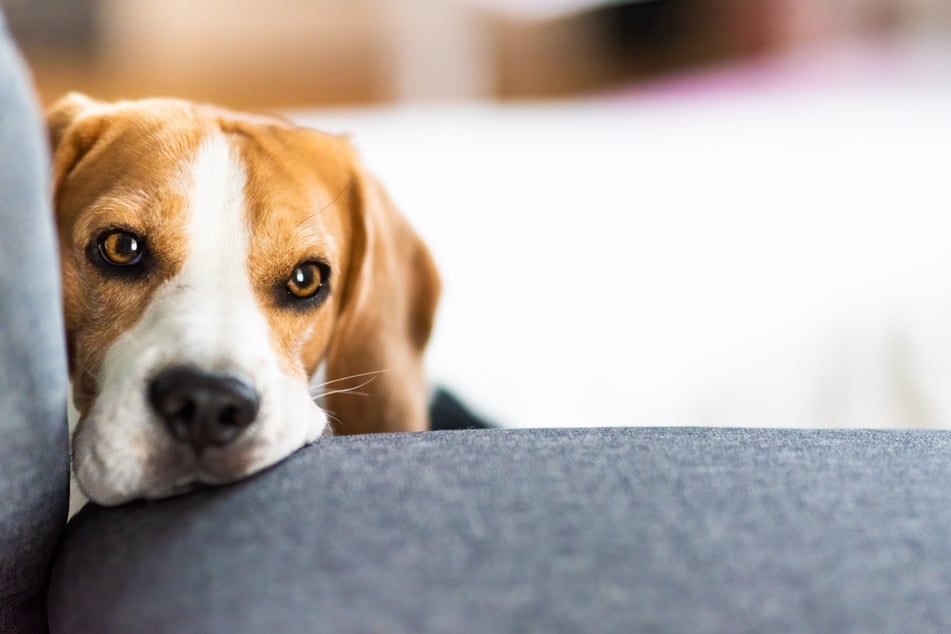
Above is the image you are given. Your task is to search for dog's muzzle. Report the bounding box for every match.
[147,366,260,454]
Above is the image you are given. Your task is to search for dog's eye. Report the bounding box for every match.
[98,231,144,267]
[286,262,325,299]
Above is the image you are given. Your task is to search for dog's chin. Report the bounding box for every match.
[73,407,327,508]
[76,444,280,507]
[140,469,243,501]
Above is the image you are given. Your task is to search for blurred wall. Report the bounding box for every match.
[3,0,951,108]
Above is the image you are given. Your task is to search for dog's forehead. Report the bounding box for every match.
[220,114,355,232]
[75,99,351,193]
[63,100,354,242]
[57,107,196,217]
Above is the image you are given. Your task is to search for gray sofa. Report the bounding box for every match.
[0,12,70,634]
[4,13,951,633]
[47,427,951,633]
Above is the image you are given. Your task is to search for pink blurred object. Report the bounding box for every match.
[607,38,951,101]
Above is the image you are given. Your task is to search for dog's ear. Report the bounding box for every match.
[46,93,108,387]
[46,92,106,194]
[323,156,440,434]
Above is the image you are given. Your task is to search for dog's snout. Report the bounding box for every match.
[148,367,260,452]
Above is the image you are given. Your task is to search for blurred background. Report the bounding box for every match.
[5,0,951,107]
[4,0,951,429]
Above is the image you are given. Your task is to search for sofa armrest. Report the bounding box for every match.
[0,12,70,634]
[49,427,951,632]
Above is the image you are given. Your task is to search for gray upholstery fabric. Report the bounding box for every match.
[49,427,951,633]
[0,12,70,634]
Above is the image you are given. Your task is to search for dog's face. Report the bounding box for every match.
[49,94,439,506]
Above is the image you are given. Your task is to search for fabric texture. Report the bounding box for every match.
[49,427,951,633]
[0,13,70,634]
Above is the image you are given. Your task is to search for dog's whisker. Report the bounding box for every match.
[309,369,388,392]
[292,179,353,231]
[323,410,343,432]
[311,376,376,401]
[314,389,370,399]
[310,373,377,398]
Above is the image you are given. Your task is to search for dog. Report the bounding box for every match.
[48,93,440,516]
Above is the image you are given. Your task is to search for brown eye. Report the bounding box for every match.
[98,231,144,266]
[287,262,324,299]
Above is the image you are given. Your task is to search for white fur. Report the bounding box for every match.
[70,132,327,514]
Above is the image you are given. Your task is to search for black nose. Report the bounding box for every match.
[148,366,260,453]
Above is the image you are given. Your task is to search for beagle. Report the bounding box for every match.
[48,94,440,515]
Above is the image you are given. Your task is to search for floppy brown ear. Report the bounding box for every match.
[46,93,108,385]
[46,92,105,194]
[323,158,440,435]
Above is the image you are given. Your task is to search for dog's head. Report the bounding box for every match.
[49,94,439,506]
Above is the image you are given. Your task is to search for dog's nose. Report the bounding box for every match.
[148,367,260,453]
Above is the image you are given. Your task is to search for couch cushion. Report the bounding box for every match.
[0,13,70,634]
[49,427,951,633]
